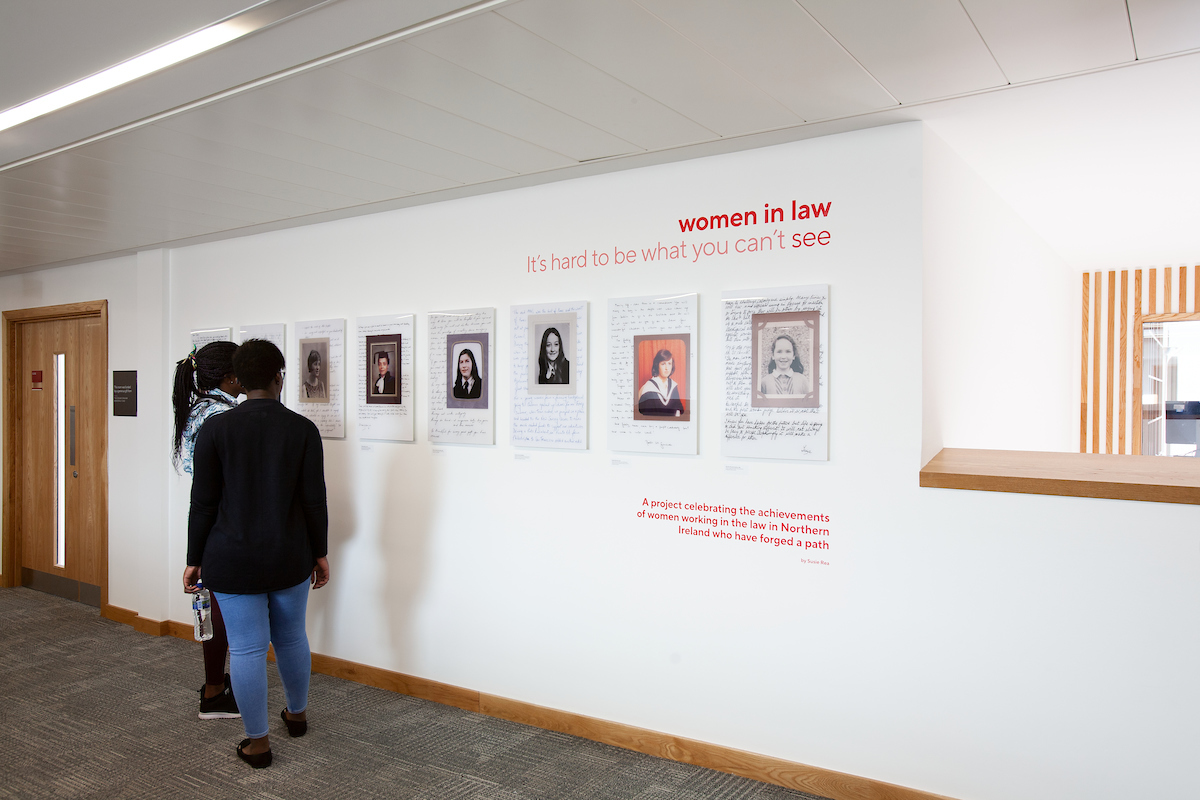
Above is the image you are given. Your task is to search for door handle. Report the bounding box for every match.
[70,405,75,466]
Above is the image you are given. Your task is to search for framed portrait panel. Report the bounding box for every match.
[295,318,344,438]
[298,337,330,404]
[721,285,827,460]
[632,334,691,421]
[751,311,819,408]
[357,314,414,441]
[511,303,588,450]
[446,333,489,409]
[428,307,494,445]
[607,293,697,455]
[365,334,400,405]
[527,314,576,396]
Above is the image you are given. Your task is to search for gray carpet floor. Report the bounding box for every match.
[0,588,829,800]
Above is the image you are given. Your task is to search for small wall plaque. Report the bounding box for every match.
[113,371,137,417]
[31,370,43,390]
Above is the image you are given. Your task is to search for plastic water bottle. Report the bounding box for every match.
[192,581,214,642]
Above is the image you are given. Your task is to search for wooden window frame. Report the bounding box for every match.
[1131,310,1200,456]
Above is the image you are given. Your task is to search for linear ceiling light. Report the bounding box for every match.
[0,0,331,134]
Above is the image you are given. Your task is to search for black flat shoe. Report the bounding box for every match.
[236,738,272,768]
[281,707,307,738]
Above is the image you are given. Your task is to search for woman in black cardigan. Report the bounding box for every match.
[184,339,330,768]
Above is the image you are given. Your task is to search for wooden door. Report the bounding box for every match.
[3,302,107,606]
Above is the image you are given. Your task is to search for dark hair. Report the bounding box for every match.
[307,349,322,371]
[766,335,803,374]
[172,341,238,470]
[455,347,480,386]
[375,351,390,364]
[234,339,285,392]
[651,349,675,379]
[538,327,566,376]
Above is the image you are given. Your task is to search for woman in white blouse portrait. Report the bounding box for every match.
[759,334,811,396]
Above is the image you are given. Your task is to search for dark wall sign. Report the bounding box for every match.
[113,371,137,417]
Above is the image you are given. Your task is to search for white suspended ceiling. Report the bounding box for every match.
[3,0,1200,274]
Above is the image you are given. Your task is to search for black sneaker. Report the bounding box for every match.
[198,673,241,719]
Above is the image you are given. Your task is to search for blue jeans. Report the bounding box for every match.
[213,579,311,739]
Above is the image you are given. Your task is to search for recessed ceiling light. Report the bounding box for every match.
[0,0,331,134]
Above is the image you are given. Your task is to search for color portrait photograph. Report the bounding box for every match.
[446,332,489,409]
[751,311,819,408]
[298,337,330,404]
[528,313,575,396]
[366,334,399,405]
[633,334,690,421]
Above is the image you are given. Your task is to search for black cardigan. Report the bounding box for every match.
[187,399,328,593]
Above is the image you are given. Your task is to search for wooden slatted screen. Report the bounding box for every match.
[1080,265,1200,453]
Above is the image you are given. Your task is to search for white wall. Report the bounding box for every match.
[922,129,1077,460]
[6,122,1199,800]
[0,253,171,613]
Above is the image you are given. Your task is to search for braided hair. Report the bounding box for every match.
[171,341,238,470]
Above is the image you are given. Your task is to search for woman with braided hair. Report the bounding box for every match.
[172,340,243,719]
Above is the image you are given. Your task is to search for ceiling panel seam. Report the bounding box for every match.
[1,0,519,175]
[1124,0,1140,60]
[791,0,898,106]
[954,0,1010,85]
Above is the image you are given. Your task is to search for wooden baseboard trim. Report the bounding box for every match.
[166,620,193,641]
[308,652,480,713]
[106,610,954,800]
[101,603,169,636]
[305,655,954,800]
[477,694,950,800]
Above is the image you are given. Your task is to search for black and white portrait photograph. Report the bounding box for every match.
[366,335,399,405]
[446,332,489,409]
[527,314,575,395]
[633,334,691,422]
[751,311,819,408]
[299,337,330,404]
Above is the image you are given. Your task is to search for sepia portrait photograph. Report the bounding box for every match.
[366,334,400,405]
[527,313,576,396]
[298,337,330,404]
[751,311,819,408]
[632,334,690,422]
[446,332,489,409]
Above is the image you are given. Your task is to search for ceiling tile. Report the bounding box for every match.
[99,127,370,210]
[291,66,576,174]
[960,0,1134,83]
[337,41,639,162]
[1127,0,1200,58]
[635,0,896,120]
[122,123,389,205]
[498,0,801,136]
[798,0,1008,102]
[217,82,517,186]
[155,111,426,202]
[408,11,715,151]
[170,101,457,197]
[0,0,255,111]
